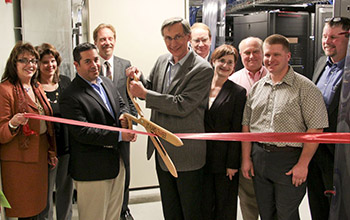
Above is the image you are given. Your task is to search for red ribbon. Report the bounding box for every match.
[24,113,350,144]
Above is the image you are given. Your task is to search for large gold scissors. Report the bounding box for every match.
[124,77,183,178]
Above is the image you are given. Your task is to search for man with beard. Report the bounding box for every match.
[309,17,350,220]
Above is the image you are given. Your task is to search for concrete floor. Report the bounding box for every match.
[67,187,311,220]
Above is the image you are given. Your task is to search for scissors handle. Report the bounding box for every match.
[127,77,144,118]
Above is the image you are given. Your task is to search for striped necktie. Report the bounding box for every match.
[105,61,112,80]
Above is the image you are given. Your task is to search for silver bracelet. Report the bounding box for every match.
[8,121,19,129]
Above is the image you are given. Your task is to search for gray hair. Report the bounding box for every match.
[161,17,191,36]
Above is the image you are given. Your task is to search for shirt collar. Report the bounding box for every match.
[168,48,191,66]
[247,66,264,77]
[264,66,294,86]
[78,74,103,87]
[326,56,345,69]
[100,56,114,66]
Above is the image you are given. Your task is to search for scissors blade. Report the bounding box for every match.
[138,117,183,147]
[150,136,178,178]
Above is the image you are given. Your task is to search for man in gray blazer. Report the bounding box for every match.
[94,23,137,220]
[126,17,213,220]
[309,17,350,220]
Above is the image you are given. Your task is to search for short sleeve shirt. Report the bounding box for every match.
[242,66,329,147]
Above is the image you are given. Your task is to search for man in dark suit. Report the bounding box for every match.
[93,23,137,220]
[126,17,214,220]
[190,22,212,61]
[309,17,350,220]
[59,42,135,220]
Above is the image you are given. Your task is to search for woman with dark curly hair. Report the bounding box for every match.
[0,42,57,219]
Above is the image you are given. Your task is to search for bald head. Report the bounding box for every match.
[238,37,264,73]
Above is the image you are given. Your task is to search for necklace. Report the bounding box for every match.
[23,87,31,93]
[46,91,59,104]
[35,97,44,113]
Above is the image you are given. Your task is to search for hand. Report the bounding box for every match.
[48,156,58,169]
[126,66,141,79]
[129,80,147,99]
[122,132,136,142]
[241,158,254,179]
[119,114,129,129]
[226,168,238,181]
[9,113,29,127]
[285,163,308,187]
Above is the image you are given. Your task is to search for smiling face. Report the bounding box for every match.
[213,54,236,78]
[163,22,191,63]
[240,39,263,73]
[191,27,211,58]
[74,49,101,83]
[263,43,291,76]
[95,27,116,60]
[16,51,38,84]
[322,24,349,63]
[39,54,57,79]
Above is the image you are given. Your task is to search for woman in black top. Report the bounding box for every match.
[202,44,247,220]
[36,43,73,220]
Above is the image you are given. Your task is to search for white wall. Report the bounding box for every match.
[88,0,188,188]
[0,2,16,77]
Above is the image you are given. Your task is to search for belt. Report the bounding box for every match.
[255,142,301,152]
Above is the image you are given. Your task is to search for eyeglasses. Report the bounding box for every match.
[164,34,185,43]
[17,58,38,65]
[325,17,342,23]
[217,58,235,66]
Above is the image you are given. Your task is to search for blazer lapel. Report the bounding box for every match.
[157,59,168,93]
[209,81,231,112]
[113,56,122,84]
[167,52,195,93]
[77,76,113,118]
[101,79,119,119]
[312,56,327,83]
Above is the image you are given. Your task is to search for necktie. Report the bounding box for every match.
[105,61,112,80]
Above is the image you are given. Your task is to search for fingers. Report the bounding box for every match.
[122,132,136,142]
[49,156,58,169]
[292,176,307,187]
[242,169,252,179]
[10,113,29,127]
[250,167,255,177]
[119,115,128,128]
[286,170,306,187]
[126,66,140,78]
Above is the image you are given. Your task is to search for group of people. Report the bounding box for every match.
[0,24,137,220]
[0,15,349,220]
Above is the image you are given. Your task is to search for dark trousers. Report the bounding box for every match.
[156,160,204,220]
[201,171,239,220]
[307,145,334,220]
[121,145,131,214]
[251,143,306,220]
[39,154,73,220]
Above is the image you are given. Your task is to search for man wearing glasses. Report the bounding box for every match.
[126,17,213,220]
[309,16,350,220]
